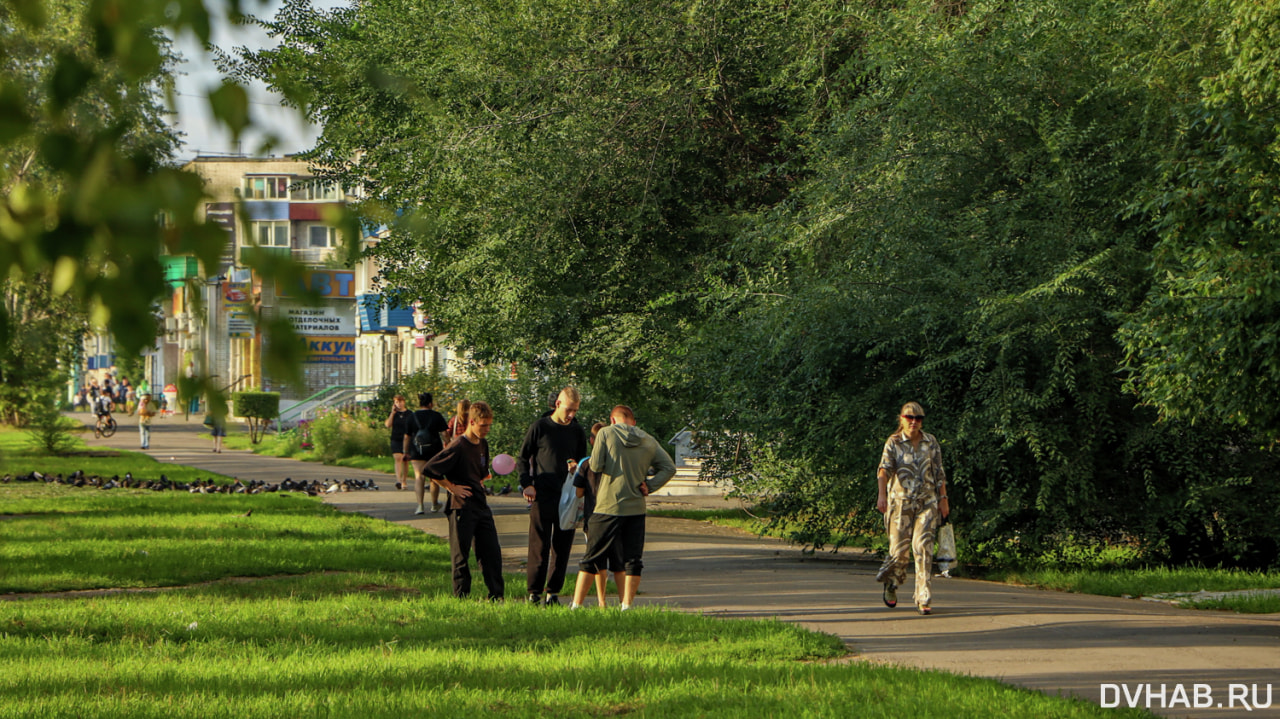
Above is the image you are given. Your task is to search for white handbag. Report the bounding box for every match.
[558,464,584,529]
[935,517,957,577]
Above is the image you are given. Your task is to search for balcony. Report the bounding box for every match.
[294,247,336,266]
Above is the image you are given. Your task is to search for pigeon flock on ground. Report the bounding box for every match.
[2,470,382,495]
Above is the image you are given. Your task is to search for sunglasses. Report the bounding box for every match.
[901,414,925,421]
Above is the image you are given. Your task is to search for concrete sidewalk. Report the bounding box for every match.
[80,413,1280,718]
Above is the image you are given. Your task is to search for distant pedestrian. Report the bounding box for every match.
[209,413,226,453]
[875,401,949,616]
[131,393,156,450]
[446,399,471,442]
[570,405,675,610]
[384,394,412,491]
[518,386,588,606]
[405,392,448,515]
[423,401,505,601]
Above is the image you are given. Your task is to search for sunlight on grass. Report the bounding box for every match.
[0,483,1153,719]
[993,566,1280,613]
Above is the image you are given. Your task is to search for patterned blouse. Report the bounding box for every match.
[879,431,947,503]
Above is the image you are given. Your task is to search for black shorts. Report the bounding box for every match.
[579,514,645,576]
[390,439,405,456]
[407,442,441,462]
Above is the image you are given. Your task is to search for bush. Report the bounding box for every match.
[25,402,79,455]
[232,391,280,444]
[310,407,387,463]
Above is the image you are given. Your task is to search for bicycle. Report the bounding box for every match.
[94,414,117,438]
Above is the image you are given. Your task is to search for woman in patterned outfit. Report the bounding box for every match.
[875,401,950,615]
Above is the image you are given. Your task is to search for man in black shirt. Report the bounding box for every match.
[423,401,504,601]
[518,386,587,606]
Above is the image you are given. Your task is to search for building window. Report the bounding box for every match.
[296,180,343,201]
[242,176,290,200]
[308,225,338,248]
[247,220,290,247]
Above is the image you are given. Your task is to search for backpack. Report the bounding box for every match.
[412,411,443,455]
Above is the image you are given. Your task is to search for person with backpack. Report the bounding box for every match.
[405,392,448,515]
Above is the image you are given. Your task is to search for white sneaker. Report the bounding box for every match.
[414,505,425,515]
[619,603,632,612]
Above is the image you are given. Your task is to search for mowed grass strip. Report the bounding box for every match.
[0,427,228,489]
[1,486,426,594]
[2,582,1149,719]
[994,567,1280,614]
[0,481,1152,718]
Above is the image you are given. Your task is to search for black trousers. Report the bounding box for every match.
[526,500,576,594]
[448,504,505,599]
[579,513,645,576]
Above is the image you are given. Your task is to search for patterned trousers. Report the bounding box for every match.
[875,498,939,606]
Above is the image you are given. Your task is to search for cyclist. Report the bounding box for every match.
[94,393,115,434]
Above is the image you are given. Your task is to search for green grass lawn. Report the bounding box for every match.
[991,566,1280,614]
[0,479,1152,718]
[0,427,233,488]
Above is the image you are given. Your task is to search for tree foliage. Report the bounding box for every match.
[231,0,854,403]
[0,0,362,424]
[246,0,1280,568]
[0,275,87,425]
[1121,0,1280,437]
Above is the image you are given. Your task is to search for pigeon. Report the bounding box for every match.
[241,509,253,517]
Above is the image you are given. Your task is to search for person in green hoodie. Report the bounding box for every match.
[569,405,676,610]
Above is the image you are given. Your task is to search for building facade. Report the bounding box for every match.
[79,155,461,411]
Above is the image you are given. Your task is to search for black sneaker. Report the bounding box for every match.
[527,593,542,605]
[543,594,560,607]
[883,582,898,608]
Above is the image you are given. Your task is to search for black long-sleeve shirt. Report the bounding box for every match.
[517,415,587,504]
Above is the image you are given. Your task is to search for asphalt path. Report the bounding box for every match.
[75,412,1280,718]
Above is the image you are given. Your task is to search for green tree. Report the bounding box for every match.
[241,0,1280,567]
[227,0,855,409]
[0,0,359,424]
[0,275,88,425]
[1121,0,1280,438]
[690,0,1279,567]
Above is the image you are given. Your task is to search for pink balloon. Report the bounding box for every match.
[492,453,515,475]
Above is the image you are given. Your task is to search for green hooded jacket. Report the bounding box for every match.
[589,423,677,517]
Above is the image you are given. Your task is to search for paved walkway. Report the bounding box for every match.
[80,413,1280,718]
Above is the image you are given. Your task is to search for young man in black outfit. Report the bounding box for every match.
[423,401,504,601]
[518,386,588,606]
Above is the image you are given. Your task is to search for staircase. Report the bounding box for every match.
[650,459,732,497]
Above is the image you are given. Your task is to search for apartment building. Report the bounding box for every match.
[144,155,459,408]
